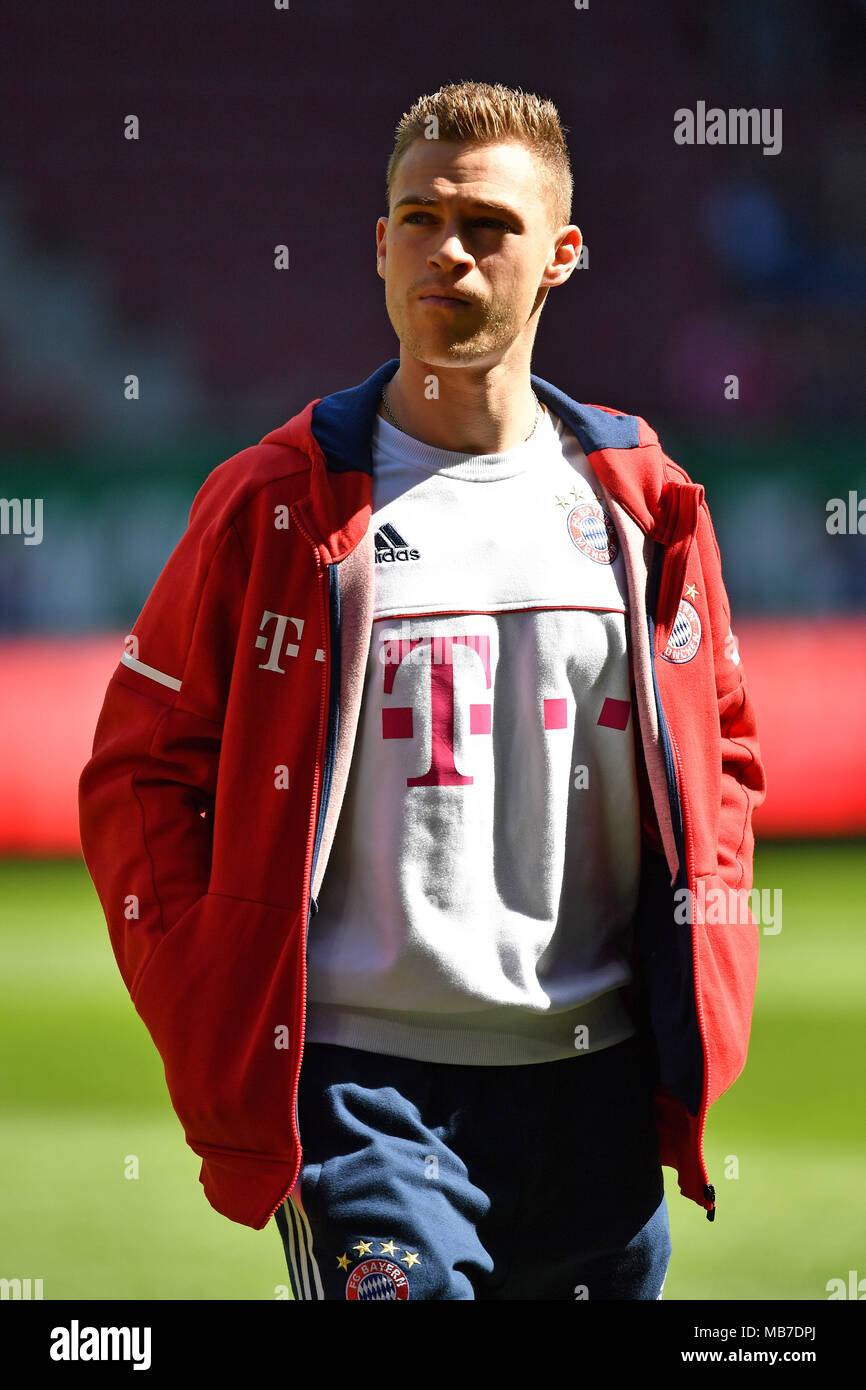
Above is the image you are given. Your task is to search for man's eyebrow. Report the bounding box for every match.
[392,193,525,225]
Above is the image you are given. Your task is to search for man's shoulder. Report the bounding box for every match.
[593,404,700,492]
[552,394,696,487]
[187,416,317,537]
[540,378,690,485]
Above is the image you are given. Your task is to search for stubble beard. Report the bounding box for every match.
[393,293,525,367]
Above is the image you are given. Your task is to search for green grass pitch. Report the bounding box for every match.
[1,843,863,1301]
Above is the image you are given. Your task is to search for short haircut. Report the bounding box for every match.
[385,80,573,232]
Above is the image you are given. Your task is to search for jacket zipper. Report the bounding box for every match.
[668,716,714,1219]
[265,506,333,1223]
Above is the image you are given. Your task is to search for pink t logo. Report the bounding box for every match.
[382,633,491,786]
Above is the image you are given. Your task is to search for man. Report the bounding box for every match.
[79,81,766,1301]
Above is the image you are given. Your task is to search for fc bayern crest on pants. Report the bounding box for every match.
[345,1257,411,1300]
[661,599,702,663]
[567,501,619,564]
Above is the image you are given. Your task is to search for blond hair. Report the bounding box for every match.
[386,80,573,231]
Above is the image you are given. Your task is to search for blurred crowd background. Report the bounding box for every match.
[0,0,864,633]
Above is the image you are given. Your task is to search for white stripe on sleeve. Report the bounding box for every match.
[121,652,182,691]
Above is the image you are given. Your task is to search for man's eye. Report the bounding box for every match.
[402,213,513,231]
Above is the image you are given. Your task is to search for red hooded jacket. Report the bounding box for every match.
[78,357,766,1230]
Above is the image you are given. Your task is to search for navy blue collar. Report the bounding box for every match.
[310,357,640,472]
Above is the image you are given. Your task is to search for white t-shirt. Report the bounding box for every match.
[304,403,641,1064]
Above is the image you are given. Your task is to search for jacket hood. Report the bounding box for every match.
[260,358,704,630]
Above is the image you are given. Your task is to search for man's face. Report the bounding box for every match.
[376,139,578,369]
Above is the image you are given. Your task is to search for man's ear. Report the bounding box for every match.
[376,216,388,280]
[541,225,583,289]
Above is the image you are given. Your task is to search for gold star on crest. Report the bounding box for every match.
[353,1239,373,1256]
[555,485,587,509]
[684,584,699,599]
[337,1253,351,1270]
[379,1239,399,1256]
[401,1251,422,1268]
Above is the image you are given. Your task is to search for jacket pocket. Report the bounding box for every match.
[131,891,305,1158]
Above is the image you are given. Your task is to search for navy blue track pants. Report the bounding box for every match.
[276,1032,672,1301]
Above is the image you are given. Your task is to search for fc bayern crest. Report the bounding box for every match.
[567,501,618,564]
[346,1259,411,1300]
[662,599,702,663]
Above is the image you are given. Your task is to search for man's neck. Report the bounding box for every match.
[378,355,542,455]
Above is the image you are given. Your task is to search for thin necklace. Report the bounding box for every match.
[380,386,542,446]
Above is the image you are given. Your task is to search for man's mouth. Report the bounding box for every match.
[418,295,473,307]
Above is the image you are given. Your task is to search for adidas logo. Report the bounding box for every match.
[374,522,420,564]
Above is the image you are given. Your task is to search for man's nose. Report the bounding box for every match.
[430,234,473,266]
